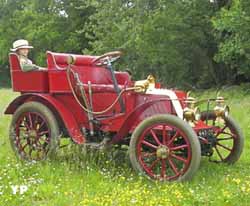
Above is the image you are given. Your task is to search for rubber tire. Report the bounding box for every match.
[9,101,60,161]
[201,111,244,164]
[129,114,201,182]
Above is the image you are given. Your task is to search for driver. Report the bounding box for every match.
[10,39,47,72]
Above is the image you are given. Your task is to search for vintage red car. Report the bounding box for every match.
[5,51,244,181]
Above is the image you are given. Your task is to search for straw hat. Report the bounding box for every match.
[10,39,33,52]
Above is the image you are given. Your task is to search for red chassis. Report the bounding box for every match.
[5,51,244,181]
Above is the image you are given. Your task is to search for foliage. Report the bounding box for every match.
[84,0,220,88]
[0,0,94,85]
[0,0,250,87]
[213,0,250,82]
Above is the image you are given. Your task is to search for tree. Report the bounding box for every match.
[0,0,95,86]
[0,0,237,88]
[213,0,250,83]
[84,0,219,88]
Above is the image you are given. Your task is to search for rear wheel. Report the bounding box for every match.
[129,114,201,182]
[9,102,60,161]
[201,111,244,163]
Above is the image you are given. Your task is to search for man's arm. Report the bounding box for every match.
[19,57,46,72]
[20,62,39,72]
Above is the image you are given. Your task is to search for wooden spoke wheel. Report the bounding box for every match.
[9,102,60,161]
[201,112,244,163]
[129,114,201,182]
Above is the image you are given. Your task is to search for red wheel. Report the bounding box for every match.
[129,114,201,181]
[201,112,244,163]
[92,51,122,66]
[9,102,60,161]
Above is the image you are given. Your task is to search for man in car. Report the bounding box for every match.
[10,39,47,72]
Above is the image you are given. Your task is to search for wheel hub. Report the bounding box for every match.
[27,130,37,138]
[156,145,170,159]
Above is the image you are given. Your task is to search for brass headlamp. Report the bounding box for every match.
[183,93,201,126]
[134,75,156,93]
[214,96,230,123]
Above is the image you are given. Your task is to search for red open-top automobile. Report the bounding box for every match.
[5,50,244,181]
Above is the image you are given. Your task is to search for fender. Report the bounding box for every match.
[110,98,178,144]
[4,93,85,144]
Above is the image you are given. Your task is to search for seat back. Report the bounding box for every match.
[47,51,97,68]
[115,72,130,85]
[47,51,108,93]
[9,53,49,92]
[46,51,131,93]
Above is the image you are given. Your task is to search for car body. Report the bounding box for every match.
[5,51,244,181]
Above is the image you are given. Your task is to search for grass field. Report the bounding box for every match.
[0,87,249,206]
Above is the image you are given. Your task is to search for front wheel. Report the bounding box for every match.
[201,111,244,163]
[9,102,60,161]
[129,114,201,182]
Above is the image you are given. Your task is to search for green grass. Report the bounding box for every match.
[0,86,250,206]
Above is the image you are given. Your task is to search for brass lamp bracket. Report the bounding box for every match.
[134,75,156,93]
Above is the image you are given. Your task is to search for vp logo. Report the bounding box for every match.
[11,185,28,195]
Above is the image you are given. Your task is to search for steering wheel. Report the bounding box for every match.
[92,51,122,66]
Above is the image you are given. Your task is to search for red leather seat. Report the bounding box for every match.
[9,53,48,92]
[46,51,131,93]
[47,51,97,69]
